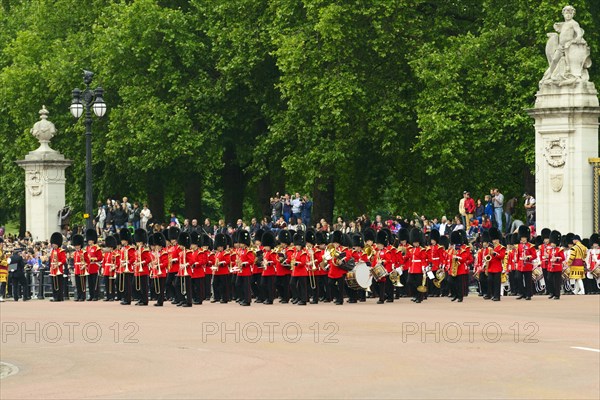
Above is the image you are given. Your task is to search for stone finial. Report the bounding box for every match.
[30,105,57,153]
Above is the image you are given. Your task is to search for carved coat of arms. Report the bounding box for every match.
[544,139,567,168]
[550,174,564,192]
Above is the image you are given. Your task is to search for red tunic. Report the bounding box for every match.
[73,249,85,275]
[276,248,294,276]
[102,251,118,278]
[291,250,309,277]
[213,250,230,276]
[119,246,136,274]
[327,246,349,279]
[547,247,566,273]
[312,249,327,276]
[178,249,193,277]
[475,247,492,275]
[516,243,537,272]
[49,248,66,276]
[447,245,473,276]
[133,248,152,277]
[261,250,278,277]
[84,245,102,274]
[236,248,256,277]
[168,245,181,274]
[539,243,551,270]
[407,246,428,274]
[191,249,206,278]
[427,245,445,271]
[488,245,506,274]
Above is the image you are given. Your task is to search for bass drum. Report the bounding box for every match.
[345,262,372,290]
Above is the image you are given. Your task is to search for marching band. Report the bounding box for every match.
[3,225,600,305]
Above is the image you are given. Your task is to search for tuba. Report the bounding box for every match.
[389,268,404,287]
[433,268,445,288]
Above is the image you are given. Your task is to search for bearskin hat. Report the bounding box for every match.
[534,235,543,248]
[134,228,148,245]
[178,232,191,249]
[262,231,276,248]
[239,230,251,247]
[376,230,389,246]
[364,228,376,243]
[72,234,84,248]
[154,232,167,248]
[429,229,440,244]
[331,230,343,245]
[201,234,211,248]
[541,228,551,240]
[565,232,574,245]
[168,226,180,241]
[439,235,450,250]
[481,230,491,243]
[214,233,227,249]
[105,235,117,249]
[50,232,63,247]
[518,225,530,240]
[409,228,423,246]
[315,231,327,246]
[450,231,462,246]
[305,229,317,245]
[590,233,599,246]
[293,232,305,247]
[278,230,291,245]
[85,228,98,244]
[398,228,409,243]
[147,233,155,247]
[226,234,233,248]
[489,227,501,242]
[190,231,201,247]
[550,230,561,246]
[254,229,264,243]
[343,234,353,248]
[120,228,132,244]
[352,233,364,248]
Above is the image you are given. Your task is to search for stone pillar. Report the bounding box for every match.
[16,106,72,241]
[527,5,599,237]
[590,158,600,233]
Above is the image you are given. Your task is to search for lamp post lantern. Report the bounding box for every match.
[70,70,107,230]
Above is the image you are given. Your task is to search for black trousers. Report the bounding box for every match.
[517,271,533,298]
[122,273,133,303]
[318,275,329,301]
[192,277,204,304]
[276,275,290,302]
[408,273,424,301]
[87,273,99,300]
[328,277,345,304]
[204,274,212,300]
[115,273,123,300]
[212,274,230,302]
[154,277,166,305]
[104,276,116,300]
[165,272,177,301]
[295,276,308,303]
[479,273,489,296]
[0,281,6,298]
[450,275,465,300]
[543,269,552,295]
[309,275,320,303]
[12,274,28,301]
[289,276,298,301]
[238,275,251,305]
[75,274,86,300]
[51,275,64,301]
[180,275,193,305]
[261,275,276,303]
[549,271,562,298]
[251,273,263,301]
[135,275,148,304]
[346,280,357,302]
[487,272,501,299]
[509,271,518,295]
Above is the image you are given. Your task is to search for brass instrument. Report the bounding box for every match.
[416,270,428,293]
[152,250,161,295]
[307,247,317,290]
[398,245,407,256]
[433,268,445,288]
[180,248,189,297]
[135,246,143,291]
[364,245,375,258]
[450,246,460,277]
[389,268,403,287]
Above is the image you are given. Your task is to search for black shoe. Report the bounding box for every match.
[281,300,289,304]
[137,302,148,306]
[492,297,500,301]
[322,299,330,303]
[220,300,228,304]
[297,301,307,306]
[334,301,343,305]
[177,302,184,307]
[359,298,366,302]
[516,295,525,300]
[478,293,484,297]
[120,301,130,305]
[264,301,273,305]
[553,296,560,300]
[108,298,114,302]
[292,299,298,304]
[182,303,192,307]
[154,303,163,307]
[348,300,357,304]
[411,298,417,302]
[240,302,250,306]
[548,295,555,299]
[171,300,178,304]
[254,299,263,303]
[377,300,384,304]
[210,299,218,303]
[415,299,422,303]
[310,301,318,304]
[103,299,110,302]
[193,301,201,305]
[457,298,463,302]
[451,297,457,302]
[525,297,531,300]
[386,299,393,303]
[92,298,98,301]
[483,296,491,300]
[49,298,57,302]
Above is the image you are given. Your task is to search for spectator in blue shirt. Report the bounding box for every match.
[301,195,313,227]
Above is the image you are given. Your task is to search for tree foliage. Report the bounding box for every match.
[0,0,598,228]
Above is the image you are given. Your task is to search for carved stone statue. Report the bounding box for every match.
[540,5,592,87]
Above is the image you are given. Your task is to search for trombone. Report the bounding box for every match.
[307,247,317,290]
[180,248,188,296]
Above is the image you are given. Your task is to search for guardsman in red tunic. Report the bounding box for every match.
[371,230,395,304]
[312,231,328,303]
[133,229,151,306]
[427,229,444,297]
[176,232,193,307]
[84,229,102,301]
[448,231,473,302]
[190,232,205,305]
[102,235,119,301]
[349,233,368,303]
[260,231,278,305]
[487,228,506,301]
[202,234,213,301]
[119,228,136,305]
[72,234,86,301]
[211,233,230,303]
[475,231,492,299]
[251,229,265,303]
[547,230,565,300]
[505,234,518,296]
[539,228,552,295]
[437,235,451,297]
[327,231,349,305]
[290,232,309,305]
[49,232,67,302]
[406,228,429,303]
[151,232,169,306]
[396,228,410,296]
[516,226,537,300]
[167,227,182,304]
[236,230,255,306]
[275,230,292,303]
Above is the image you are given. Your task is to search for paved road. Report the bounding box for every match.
[1,295,599,399]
